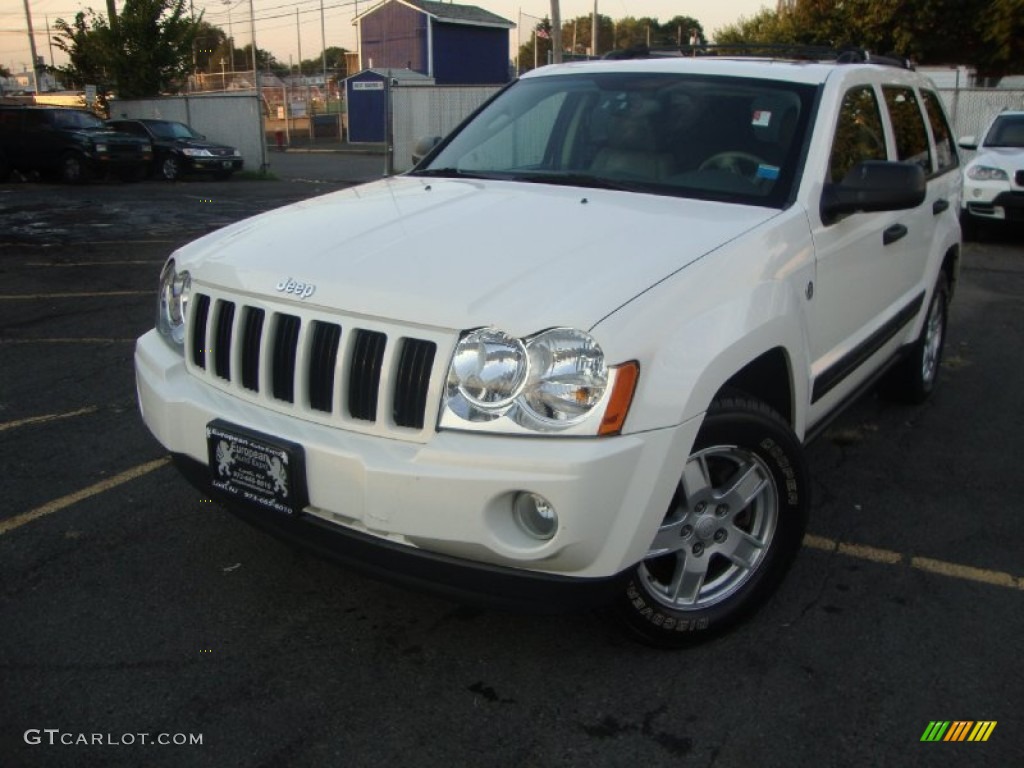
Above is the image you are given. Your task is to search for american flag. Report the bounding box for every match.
[535,27,550,39]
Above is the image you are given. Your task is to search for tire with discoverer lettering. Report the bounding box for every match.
[614,394,809,648]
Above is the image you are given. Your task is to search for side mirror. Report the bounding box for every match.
[957,136,977,150]
[412,135,442,166]
[821,160,926,224]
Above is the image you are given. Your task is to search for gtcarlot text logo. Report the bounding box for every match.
[24,729,203,747]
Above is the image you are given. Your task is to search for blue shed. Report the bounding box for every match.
[354,0,515,85]
[344,68,434,143]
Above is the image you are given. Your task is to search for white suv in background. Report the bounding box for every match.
[959,109,1024,237]
[136,51,961,647]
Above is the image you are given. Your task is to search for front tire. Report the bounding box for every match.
[60,152,91,184]
[160,154,181,181]
[614,394,809,648]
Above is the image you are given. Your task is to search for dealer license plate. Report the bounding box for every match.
[206,420,308,516]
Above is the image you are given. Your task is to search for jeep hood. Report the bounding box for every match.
[177,176,777,333]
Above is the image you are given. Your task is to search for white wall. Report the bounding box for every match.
[109,92,265,172]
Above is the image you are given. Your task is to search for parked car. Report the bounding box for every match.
[0,105,152,183]
[106,118,243,181]
[135,50,961,647]
[958,110,1024,237]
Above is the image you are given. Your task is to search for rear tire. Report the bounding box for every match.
[613,394,809,648]
[880,278,948,404]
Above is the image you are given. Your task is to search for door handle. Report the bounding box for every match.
[933,199,949,215]
[883,224,908,245]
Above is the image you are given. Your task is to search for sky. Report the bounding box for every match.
[1,0,774,75]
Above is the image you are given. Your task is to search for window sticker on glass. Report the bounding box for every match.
[757,164,780,180]
[752,110,772,127]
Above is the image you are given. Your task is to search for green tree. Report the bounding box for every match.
[977,0,1024,76]
[53,11,115,93]
[54,0,198,99]
[713,0,1019,76]
[193,20,227,73]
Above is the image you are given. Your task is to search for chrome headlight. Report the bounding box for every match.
[966,165,1008,181]
[156,258,191,348]
[442,327,626,435]
[183,148,214,157]
[448,329,528,412]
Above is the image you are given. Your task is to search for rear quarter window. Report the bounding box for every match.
[920,89,958,173]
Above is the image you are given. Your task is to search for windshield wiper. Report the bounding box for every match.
[409,168,509,180]
[508,171,649,192]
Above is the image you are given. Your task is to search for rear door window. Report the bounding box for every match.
[882,86,932,173]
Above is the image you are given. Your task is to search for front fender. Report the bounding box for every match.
[592,208,814,438]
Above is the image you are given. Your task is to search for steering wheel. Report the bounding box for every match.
[698,151,766,178]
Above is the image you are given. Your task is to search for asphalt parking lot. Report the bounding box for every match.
[1,171,1022,768]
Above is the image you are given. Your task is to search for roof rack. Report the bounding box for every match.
[602,44,914,70]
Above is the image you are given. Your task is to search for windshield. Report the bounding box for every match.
[52,110,105,130]
[983,115,1024,148]
[416,72,816,206]
[147,121,199,140]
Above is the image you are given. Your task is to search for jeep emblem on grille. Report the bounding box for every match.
[276,277,316,300]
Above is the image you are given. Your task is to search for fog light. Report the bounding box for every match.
[513,492,558,540]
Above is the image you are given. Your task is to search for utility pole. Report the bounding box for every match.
[45,15,56,68]
[550,0,562,63]
[296,8,303,75]
[21,0,41,94]
[591,0,597,58]
[319,0,328,105]
[247,0,267,173]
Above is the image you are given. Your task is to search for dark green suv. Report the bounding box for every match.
[0,105,152,183]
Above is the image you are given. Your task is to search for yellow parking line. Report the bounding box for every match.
[0,291,149,300]
[803,533,1024,591]
[838,541,903,565]
[911,556,1023,590]
[0,338,135,345]
[0,457,171,536]
[0,406,98,433]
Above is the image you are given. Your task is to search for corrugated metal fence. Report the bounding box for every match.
[390,85,501,173]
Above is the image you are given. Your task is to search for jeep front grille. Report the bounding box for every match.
[188,290,448,439]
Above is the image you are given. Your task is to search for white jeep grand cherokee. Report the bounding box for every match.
[136,51,961,646]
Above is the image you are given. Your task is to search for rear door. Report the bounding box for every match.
[806,82,912,419]
[879,85,937,298]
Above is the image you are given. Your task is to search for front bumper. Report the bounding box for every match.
[136,330,699,607]
[172,452,627,610]
[184,156,243,174]
[962,178,1024,222]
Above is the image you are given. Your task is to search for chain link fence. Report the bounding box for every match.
[938,87,1024,151]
